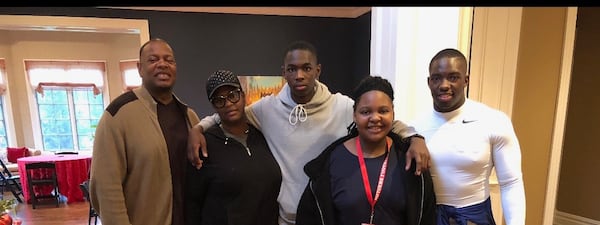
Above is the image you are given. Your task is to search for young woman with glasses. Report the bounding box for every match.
[185,70,282,225]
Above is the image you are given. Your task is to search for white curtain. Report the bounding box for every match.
[119,60,141,91]
[25,60,106,95]
[370,7,473,123]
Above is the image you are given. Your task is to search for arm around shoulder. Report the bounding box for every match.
[391,120,417,138]
[188,122,207,168]
[198,113,220,131]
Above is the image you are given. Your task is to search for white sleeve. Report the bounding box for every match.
[198,113,220,131]
[491,113,526,225]
[392,120,417,138]
[244,97,266,131]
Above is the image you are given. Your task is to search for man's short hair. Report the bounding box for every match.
[283,40,318,62]
[429,48,467,71]
[139,38,169,58]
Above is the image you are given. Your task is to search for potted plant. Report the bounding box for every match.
[0,199,15,225]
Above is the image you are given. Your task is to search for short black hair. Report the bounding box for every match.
[351,76,394,110]
[429,48,467,71]
[283,40,318,62]
[139,38,169,58]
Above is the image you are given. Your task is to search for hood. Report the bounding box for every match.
[278,80,332,114]
[279,80,334,125]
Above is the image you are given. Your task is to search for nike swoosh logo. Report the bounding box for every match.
[462,119,477,124]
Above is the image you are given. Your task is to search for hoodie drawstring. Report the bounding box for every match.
[289,104,308,125]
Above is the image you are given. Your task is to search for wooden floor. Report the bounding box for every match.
[4,191,101,225]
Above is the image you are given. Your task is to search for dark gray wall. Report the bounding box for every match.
[0,7,371,117]
[351,12,372,90]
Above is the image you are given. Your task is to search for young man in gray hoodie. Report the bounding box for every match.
[187,40,431,225]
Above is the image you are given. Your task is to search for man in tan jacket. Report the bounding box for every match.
[90,38,200,225]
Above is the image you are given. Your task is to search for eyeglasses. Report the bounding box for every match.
[210,89,242,108]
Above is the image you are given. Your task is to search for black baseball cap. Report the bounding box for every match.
[206,70,242,100]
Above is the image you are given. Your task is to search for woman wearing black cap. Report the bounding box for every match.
[185,70,281,225]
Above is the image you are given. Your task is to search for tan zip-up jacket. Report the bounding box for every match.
[90,86,200,225]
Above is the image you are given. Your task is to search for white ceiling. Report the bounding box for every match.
[108,7,372,18]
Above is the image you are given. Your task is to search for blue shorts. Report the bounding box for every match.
[437,197,496,225]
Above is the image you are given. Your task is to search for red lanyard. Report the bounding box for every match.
[356,137,391,224]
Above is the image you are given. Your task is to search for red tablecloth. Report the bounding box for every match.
[17,154,92,204]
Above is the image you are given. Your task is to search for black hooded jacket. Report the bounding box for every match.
[296,132,437,225]
[185,124,281,225]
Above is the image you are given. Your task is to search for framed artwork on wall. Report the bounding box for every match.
[238,75,285,106]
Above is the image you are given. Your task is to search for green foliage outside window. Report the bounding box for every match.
[36,89,103,151]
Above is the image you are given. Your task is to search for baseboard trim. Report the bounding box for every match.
[555,210,600,225]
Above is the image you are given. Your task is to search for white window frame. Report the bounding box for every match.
[0,59,15,148]
[25,60,107,151]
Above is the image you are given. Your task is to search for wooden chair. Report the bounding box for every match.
[79,180,98,225]
[0,159,23,203]
[24,162,60,209]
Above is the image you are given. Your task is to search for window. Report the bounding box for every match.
[120,60,141,91]
[0,59,9,148]
[26,61,106,151]
[0,99,8,149]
